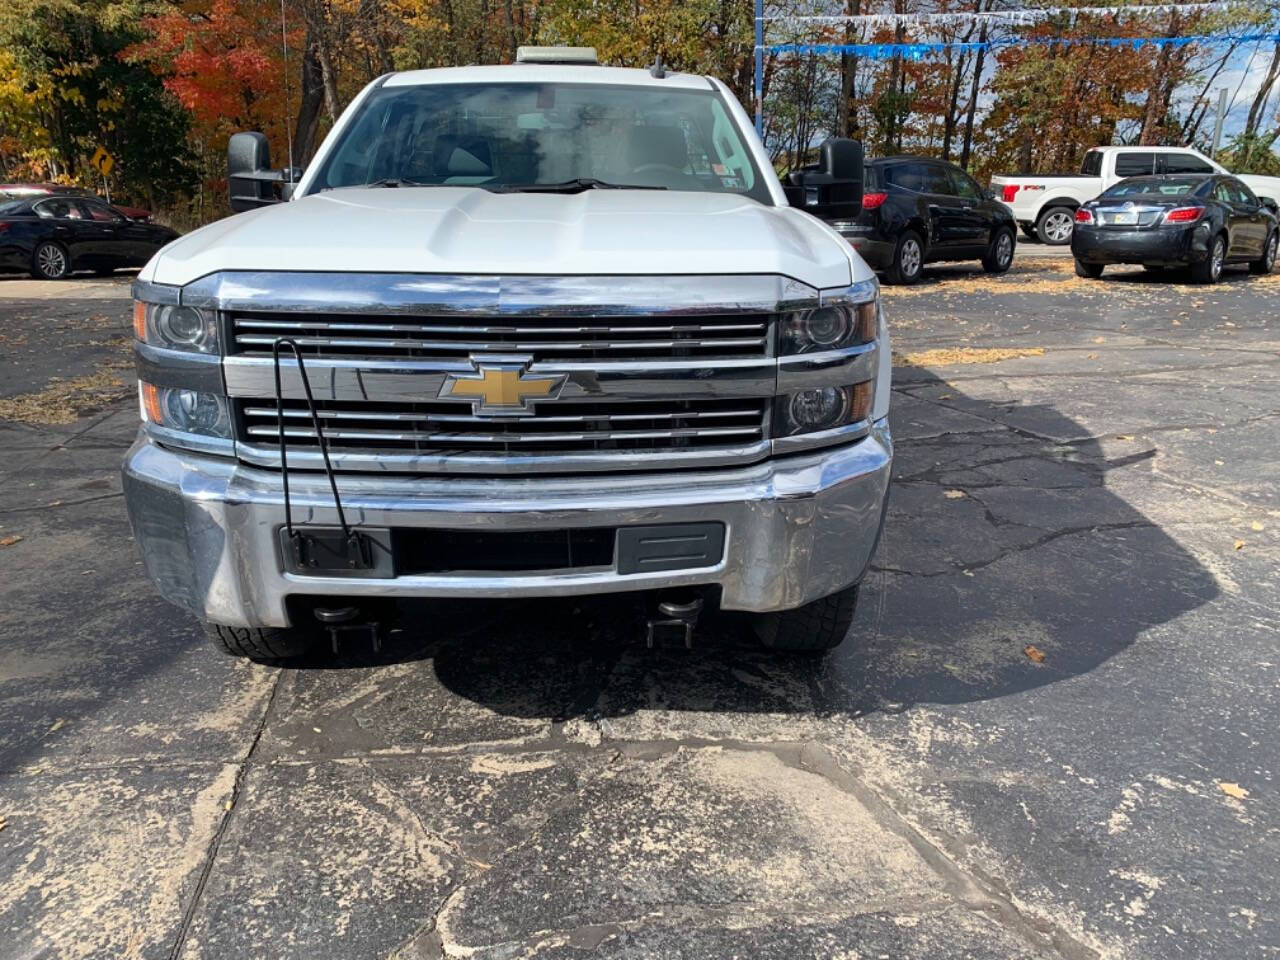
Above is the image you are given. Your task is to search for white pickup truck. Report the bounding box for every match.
[992,146,1280,245]
[121,48,893,660]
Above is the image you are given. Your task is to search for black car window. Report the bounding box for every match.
[1080,151,1103,176]
[884,162,932,193]
[921,164,955,195]
[81,198,124,222]
[1103,177,1197,198]
[1160,152,1214,174]
[1228,179,1257,205]
[0,200,28,216]
[33,198,83,219]
[1114,152,1155,177]
[948,167,983,200]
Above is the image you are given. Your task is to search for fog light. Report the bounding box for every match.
[140,383,230,438]
[790,387,849,431]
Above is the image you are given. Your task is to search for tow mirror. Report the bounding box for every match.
[228,132,302,212]
[785,138,864,220]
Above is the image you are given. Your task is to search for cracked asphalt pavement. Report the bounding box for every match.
[0,258,1277,959]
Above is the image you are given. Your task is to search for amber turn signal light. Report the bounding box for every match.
[141,382,164,424]
[132,301,147,341]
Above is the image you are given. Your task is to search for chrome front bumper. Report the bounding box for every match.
[122,421,892,628]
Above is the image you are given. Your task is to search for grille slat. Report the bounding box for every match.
[230,311,772,362]
[238,398,769,463]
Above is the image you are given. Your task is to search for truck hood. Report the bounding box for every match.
[143,188,862,290]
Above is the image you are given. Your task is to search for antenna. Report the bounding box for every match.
[280,0,295,182]
[649,54,667,79]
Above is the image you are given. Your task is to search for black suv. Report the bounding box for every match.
[836,156,1017,284]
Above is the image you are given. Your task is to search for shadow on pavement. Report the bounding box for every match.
[314,364,1219,721]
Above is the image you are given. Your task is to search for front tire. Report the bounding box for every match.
[982,227,1015,274]
[204,622,314,663]
[32,241,70,280]
[1035,206,1075,245]
[1191,234,1226,284]
[1074,259,1104,279]
[1250,231,1277,275]
[885,230,924,285]
[753,585,859,655]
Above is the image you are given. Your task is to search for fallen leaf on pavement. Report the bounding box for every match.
[1251,521,1264,532]
[1218,782,1249,800]
[1234,540,1246,551]
[944,489,966,499]
[48,718,65,733]
[1093,336,1106,343]
[0,817,7,833]
[0,535,22,547]
[1115,435,1134,441]
[1024,644,1046,663]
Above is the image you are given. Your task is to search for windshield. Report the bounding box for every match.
[308,82,770,202]
[1102,177,1200,198]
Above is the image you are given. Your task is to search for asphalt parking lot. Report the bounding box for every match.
[1,256,1277,959]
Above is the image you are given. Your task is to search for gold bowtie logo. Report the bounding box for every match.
[439,359,566,415]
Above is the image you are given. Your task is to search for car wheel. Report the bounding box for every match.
[885,230,924,285]
[753,585,859,655]
[32,241,70,280]
[204,622,315,664]
[1250,231,1277,275]
[1074,259,1104,279]
[1035,207,1075,245]
[982,227,1015,274]
[1191,234,1226,284]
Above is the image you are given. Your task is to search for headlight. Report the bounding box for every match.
[133,302,219,354]
[140,383,231,438]
[775,382,873,437]
[782,299,878,355]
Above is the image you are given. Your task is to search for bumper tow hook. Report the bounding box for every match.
[314,606,382,655]
[645,596,703,650]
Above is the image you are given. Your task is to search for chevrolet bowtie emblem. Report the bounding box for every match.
[438,358,566,416]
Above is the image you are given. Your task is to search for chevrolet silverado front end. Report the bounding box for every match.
[122,54,892,659]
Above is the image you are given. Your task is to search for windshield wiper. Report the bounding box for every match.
[493,178,667,194]
[364,178,436,188]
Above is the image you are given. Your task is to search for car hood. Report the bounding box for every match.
[140,187,862,290]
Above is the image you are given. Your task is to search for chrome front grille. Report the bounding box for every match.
[230,312,772,362]
[235,397,771,473]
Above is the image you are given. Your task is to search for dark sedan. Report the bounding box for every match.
[834,156,1017,284]
[0,196,179,279]
[1072,174,1278,284]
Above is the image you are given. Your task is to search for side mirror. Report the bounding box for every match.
[785,138,864,220]
[228,132,298,212]
[1262,197,1279,215]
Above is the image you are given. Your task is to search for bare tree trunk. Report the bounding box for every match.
[960,14,988,169]
[502,0,518,62]
[293,40,325,163]
[1246,43,1280,139]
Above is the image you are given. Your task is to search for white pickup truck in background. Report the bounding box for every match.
[992,146,1280,245]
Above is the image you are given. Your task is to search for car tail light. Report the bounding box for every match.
[1001,185,1020,203]
[1075,208,1094,223]
[862,192,888,210]
[1164,206,1204,223]
[0,221,9,233]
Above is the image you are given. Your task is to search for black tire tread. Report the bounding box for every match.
[1190,234,1225,284]
[31,241,69,280]
[982,227,1015,274]
[885,230,923,285]
[1249,231,1276,275]
[755,585,859,653]
[1074,259,1103,279]
[1035,206,1075,246]
[205,623,311,662]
